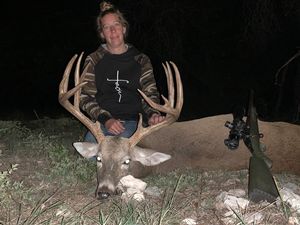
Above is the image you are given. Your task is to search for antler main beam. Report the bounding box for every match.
[129,61,183,147]
[59,53,105,143]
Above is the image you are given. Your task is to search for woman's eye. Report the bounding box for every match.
[123,159,131,165]
[114,22,121,26]
[102,25,109,30]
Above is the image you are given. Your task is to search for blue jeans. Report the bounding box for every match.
[84,120,138,143]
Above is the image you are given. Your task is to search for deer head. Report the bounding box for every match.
[59,53,183,199]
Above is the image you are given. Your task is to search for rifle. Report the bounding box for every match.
[224,90,279,203]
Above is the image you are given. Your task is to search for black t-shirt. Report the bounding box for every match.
[94,47,142,120]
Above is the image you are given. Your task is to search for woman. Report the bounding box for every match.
[80,1,164,141]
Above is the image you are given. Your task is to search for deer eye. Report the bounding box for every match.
[96,156,102,162]
[123,159,131,165]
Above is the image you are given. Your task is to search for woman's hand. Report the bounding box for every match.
[105,118,125,135]
[148,113,165,126]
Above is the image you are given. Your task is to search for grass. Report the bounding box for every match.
[45,143,96,184]
[0,117,299,224]
[0,178,183,225]
[0,164,34,222]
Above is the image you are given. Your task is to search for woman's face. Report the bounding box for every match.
[100,13,126,49]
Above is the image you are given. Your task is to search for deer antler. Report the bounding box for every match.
[129,61,183,147]
[59,53,105,143]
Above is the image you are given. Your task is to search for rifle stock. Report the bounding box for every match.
[247,90,279,202]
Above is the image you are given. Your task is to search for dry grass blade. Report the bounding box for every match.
[274,176,290,220]
[20,189,62,225]
[230,206,247,225]
[158,174,182,225]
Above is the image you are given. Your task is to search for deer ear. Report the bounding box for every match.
[73,142,99,159]
[130,146,171,166]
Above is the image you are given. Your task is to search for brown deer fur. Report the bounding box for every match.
[139,114,300,175]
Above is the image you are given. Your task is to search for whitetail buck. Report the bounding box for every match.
[59,53,183,199]
[59,53,300,199]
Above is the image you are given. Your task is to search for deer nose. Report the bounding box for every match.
[98,192,110,199]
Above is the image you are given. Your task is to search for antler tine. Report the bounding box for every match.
[59,54,77,97]
[129,61,183,147]
[59,53,105,143]
[170,61,184,113]
[162,62,175,108]
[74,52,84,109]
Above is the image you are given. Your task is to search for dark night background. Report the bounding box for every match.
[1,0,300,123]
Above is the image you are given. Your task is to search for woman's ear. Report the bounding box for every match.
[100,32,105,39]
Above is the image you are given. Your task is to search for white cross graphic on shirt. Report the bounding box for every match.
[106,70,129,102]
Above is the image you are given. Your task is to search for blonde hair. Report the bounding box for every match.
[96,1,129,40]
[100,1,114,12]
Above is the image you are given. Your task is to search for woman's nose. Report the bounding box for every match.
[110,26,116,32]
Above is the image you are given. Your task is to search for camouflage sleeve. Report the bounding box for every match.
[80,55,112,123]
[139,54,161,118]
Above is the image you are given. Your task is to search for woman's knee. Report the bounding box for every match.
[84,131,97,143]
